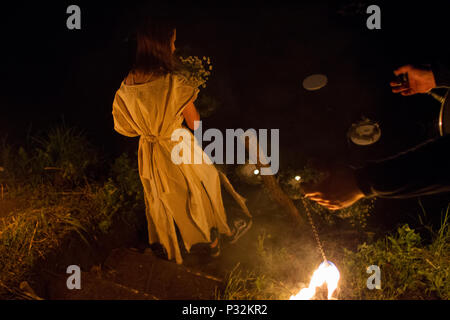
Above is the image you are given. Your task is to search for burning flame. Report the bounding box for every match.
[290,261,340,300]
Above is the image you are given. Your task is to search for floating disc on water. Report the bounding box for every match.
[348,119,381,146]
[303,74,328,91]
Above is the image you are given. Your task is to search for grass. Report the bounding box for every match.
[217,230,313,300]
[0,181,144,298]
[0,126,144,299]
[1,125,101,188]
[0,186,89,297]
[218,204,450,300]
[340,205,450,300]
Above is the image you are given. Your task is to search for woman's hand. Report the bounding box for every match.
[390,65,437,96]
[302,165,365,210]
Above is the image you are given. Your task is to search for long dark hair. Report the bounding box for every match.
[131,16,177,75]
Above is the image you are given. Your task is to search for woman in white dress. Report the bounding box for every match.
[112,17,233,264]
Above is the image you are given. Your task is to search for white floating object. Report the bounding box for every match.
[295,175,301,181]
[253,169,260,175]
[348,118,381,146]
[303,74,328,91]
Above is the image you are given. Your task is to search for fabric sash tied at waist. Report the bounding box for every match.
[141,134,172,143]
[139,134,173,192]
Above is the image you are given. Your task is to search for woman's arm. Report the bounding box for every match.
[182,101,200,130]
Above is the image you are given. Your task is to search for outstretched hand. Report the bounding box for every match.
[390,65,436,96]
[302,165,365,211]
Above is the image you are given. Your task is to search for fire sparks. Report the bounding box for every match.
[289,261,340,300]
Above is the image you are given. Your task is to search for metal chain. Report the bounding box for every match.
[301,197,327,263]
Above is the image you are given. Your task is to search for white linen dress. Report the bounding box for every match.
[112,73,232,264]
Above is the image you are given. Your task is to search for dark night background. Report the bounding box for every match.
[1,1,449,230]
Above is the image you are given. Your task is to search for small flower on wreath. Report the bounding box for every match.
[178,55,212,89]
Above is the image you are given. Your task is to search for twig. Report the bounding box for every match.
[425,258,439,270]
[183,266,223,283]
[218,171,252,218]
[28,221,39,253]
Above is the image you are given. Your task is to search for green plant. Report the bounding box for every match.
[95,179,121,234]
[110,152,143,205]
[0,131,147,298]
[33,126,100,186]
[0,173,145,298]
[93,152,144,234]
[340,206,450,299]
[0,138,36,185]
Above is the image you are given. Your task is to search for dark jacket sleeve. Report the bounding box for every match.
[354,135,450,198]
[432,61,450,88]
